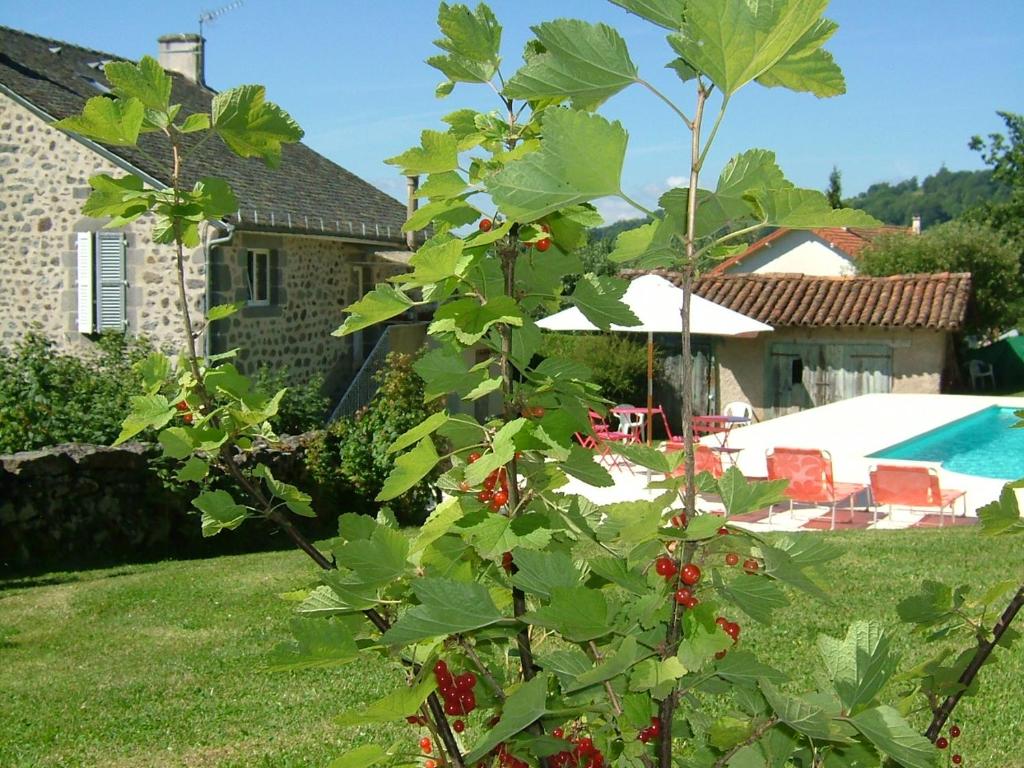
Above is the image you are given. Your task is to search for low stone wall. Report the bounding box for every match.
[0,435,323,571]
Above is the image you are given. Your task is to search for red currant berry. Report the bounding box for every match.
[477,490,493,502]
[680,563,702,586]
[715,649,727,660]
[670,513,687,527]
[950,725,961,738]
[725,552,739,566]
[433,660,448,676]
[540,223,551,233]
[492,490,509,507]
[743,558,759,573]
[456,672,477,689]
[717,526,729,535]
[952,755,962,765]
[536,238,552,252]
[715,616,729,627]
[479,218,493,232]
[577,738,594,753]
[406,715,419,724]
[655,556,678,578]
[552,728,564,739]
[182,413,193,425]
[175,400,189,412]
[420,737,432,753]
[467,452,481,463]
[501,551,514,573]
[648,717,661,736]
[483,474,497,490]
[453,719,465,733]
[444,700,459,716]
[936,737,949,750]
[425,761,437,768]
[682,595,699,608]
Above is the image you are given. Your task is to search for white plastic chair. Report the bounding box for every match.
[615,404,646,439]
[968,360,995,390]
[721,401,754,423]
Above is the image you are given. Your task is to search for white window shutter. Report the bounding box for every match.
[76,232,95,333]
[95,230,126,331]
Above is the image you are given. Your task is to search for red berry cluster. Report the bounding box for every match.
[434,660,477,717]
[546,728,605,768]
[175,399,195,425]
[669,512,687,528]
[655,556,701,608]
[501,551,514,574]
[714,616,741,659]
[936,723,963,764]
[637,716,661,744]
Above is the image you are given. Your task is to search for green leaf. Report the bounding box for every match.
[207,301,247,322]
[136,352,170,395]
[193,489,249,537]
[321,572,381,612]
[82,173,151,221]
[668,0,831,97]
[486,108,627,222]
[817,622,898,715]
[414,346,482,400]
[750,187,881,228]
[596,497,666,548]
[415,170,469,200]
[760,680,833,741]
[114,394,176,444]
[377,437,440,502]
[850,706,937,768]
[179,113,211,133]
[267,617,360,671]
[327,744,393,768]
[567,636,649,693]
[464,674,549,763]
[295,585,351,617]
[464,418,527,486]
[629,656,687,699]
[719,469,789,517]
[410,497,465,562]
[430,295,523,345]
[389,411,450,454]
[588,556,647,595]
[455,511,552,561]
[561,444,616,487]
[385,130,459,175]
[608,0,684,30]
[755,19,845,97]
[426,1,502,86]
[714,569,789,624]
[176,456,209,482]
[103,55,172,111]
[978,484,1024,535]
[715,651,787,685]
[335,677,437,727]
[407,236,465,284]
[522,586,611,642]
[54,95,145,146]
[402,197,481,233]
[608,220,658,263]
[677,608,733,670]
[509,549,581,599]
[211,84,303,167]
[192,177,238,219]
[570,274,640,330]
[334,284,415,336]
[158,426,193,459]
[382,578,505,646]
[252,463,315,517]
[710,716,755,750]
[896,581,953,626]
[505,20,638,109]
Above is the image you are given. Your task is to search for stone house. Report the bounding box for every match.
[0,25,423,399]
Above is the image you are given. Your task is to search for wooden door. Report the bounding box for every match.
[769,342,892,417]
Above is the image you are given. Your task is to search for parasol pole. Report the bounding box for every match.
[647,330,654,446]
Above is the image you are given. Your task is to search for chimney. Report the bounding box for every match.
[911,215,922,234]
[157,33,204,85]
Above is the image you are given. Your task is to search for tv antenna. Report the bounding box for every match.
[199,1,244,37]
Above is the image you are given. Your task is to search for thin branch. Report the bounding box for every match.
[696,96,730,171]
[637,78,693,129]
[925,583,1024,741]
[713,716,778,768]
[458,635,506,702]
[619,191,658,218]
[588,641,623,717]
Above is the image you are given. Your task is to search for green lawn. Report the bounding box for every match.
[1,529,1021,767]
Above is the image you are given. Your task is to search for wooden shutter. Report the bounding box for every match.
[95,230,126,331]
[76,232,95,333]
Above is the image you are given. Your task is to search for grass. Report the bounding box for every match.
[0,529,1021,767]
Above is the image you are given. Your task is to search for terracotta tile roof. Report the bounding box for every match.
[0,25,409,244]
[639,271,972,330]
[709,225,911,275]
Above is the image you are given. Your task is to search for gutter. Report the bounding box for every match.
[203,219,236,360]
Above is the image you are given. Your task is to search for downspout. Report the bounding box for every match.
[203,219,237,361]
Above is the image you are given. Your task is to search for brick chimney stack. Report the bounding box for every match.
[157,33,204,85]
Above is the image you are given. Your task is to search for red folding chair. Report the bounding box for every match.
[586,410,637,472]
[766,447,866,530]
[868,464,967,527]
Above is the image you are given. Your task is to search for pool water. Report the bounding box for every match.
[869,406,1024,479]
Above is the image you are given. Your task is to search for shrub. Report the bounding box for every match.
[306,351,441,525]
[253,365,329,435]
[540,332,660,404]
[0,332,151,454]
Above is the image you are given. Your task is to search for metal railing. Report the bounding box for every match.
[329,326,394,422]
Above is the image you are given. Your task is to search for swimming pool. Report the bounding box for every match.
[868,406,1024,479]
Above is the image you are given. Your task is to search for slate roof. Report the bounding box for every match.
[709,225,910,274]
[642,270,972,331]
[0,25,409,244]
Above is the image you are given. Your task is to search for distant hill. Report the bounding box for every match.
[844,167,1010,228]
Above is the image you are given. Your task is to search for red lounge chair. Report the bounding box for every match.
[766,447,867,530]
[665,443,725,480]
[868,464,967,527]
[579,410,637,472]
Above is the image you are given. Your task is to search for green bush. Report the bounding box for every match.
[253,365,329,435]
[0,332,151,454]
[540,332,660,404]
[306,351,441,525]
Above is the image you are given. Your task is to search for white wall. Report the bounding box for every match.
[725,230,857,276]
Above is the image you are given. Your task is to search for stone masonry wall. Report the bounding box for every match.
[0,93,205,355]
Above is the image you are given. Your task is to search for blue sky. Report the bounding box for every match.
[3,1,1022,222]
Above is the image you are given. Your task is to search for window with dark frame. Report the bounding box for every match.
[246,249,270,306]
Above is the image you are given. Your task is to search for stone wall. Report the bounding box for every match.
[0,93,205,355]
[0,436,321,569]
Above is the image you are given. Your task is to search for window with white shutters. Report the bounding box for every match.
[95,230,127,331]
[76,232,95,333]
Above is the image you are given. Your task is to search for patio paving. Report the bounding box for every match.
[562,394,1020,532]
